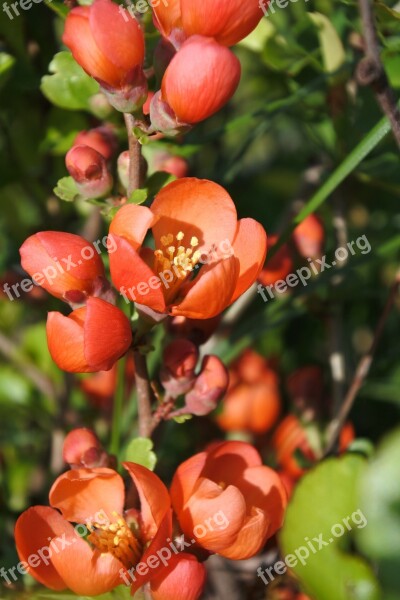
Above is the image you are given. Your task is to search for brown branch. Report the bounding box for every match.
[324,271,400,456]
[357,0,400,148]
[123,113,142,195]
[133,350,154,438]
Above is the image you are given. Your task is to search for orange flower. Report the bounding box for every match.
[63,0,147,111]
[152,36,241,128]
[20,232,105,301]
[217,350,281,434]
[171,441,287,560]
[153,0,264,47]
[272,415,355,479]
[15,464,204,598]
[47,297,132,373]
[108,178,267,319]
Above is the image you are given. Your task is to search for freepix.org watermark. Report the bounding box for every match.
[257,508,368,586]
[259,0,310,18]
[2,235,117,302]
[119,510,229,585]
[257,234,372,303]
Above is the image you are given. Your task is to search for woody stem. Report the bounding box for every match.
[123,113,154,439]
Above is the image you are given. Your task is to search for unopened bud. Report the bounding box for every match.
[63,428,109,468]
[66,145,113,199]
[185,355,228,416]
[150,90,190,137]
[160,339,199,397]
[74,126,118,161]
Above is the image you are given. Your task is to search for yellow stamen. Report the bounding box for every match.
[87,514,141,569]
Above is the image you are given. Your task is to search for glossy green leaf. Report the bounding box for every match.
[124,437,157,471]
[357,428,400,598]
[41,52,99,111]
[53,176,82,202]
[280,454,380,600]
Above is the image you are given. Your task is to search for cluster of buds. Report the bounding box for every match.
[160,339,228,416]
[19,232,132,373]
[66,126,117,199]
[62,0,265,132]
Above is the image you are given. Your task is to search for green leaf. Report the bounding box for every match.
[280,454,380,600]
[0,52,15,89]
[356,428,400,598]
[124,437,157,471]
[128,189,148,205]
[268,115,392,262]
[173,414,193,424]
[41,52,99,111]
[309,12,346,74]
[53,176,82,202]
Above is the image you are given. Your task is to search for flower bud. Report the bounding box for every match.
[63,428,109,468]
[185,355,228,416]
[293,214,324,260]
[20,232,105,301]
[160,339,199,397]
[117,150,148,192]
[258,234,293,288]
[46,297,132,373]
[62,0,147,112]
[145,148,189,179]
[153,36,241,128]
[66,145,113,198]
[73,126,117,161]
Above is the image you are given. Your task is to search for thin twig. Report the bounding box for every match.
[133,350,154,438]
[123,113,142,195]
[0,331,57,398]
[324,271,400,456]
[357,0,400,147]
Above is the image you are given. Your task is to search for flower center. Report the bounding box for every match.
[87,512,141,568]
[154,231,201,302]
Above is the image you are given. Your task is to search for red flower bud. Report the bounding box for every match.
[20,232,105,301]
[63,428,109,468]
[153,151,188,179]
[73,126,117,161]
[258,234,293,288]
[153,36,241,128]
[293,214,324,260]
[63,0,147,112]
[160,339,199,397]
[66,145,113,198]
[185,355,228,416]
[153,0,264,47]
[46,297,132,373]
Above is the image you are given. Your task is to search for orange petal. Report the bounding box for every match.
[236,465,287,537]
[49,467,125,523]
[109,204,156,250]
[170,255,239,319]
[46,310,88,373]
[152,0,182,37]
[230,218,267,304]
[130,509,173,595]
[108,234,167,313]
[90,0,144,73]
[63,8,124,88]
[15,506,67,590]
[161,37,241,124]
[170,452,207,512]
[181,0,264,46]
[83,297,132,370]
[150,554,206,600]
[19,232,105,300]
[203,441,262,485]
[123,462,170,541]
[151,178,238,254]
[217,508,269,560]
[50,528,124,595]
[180,477,246,553]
